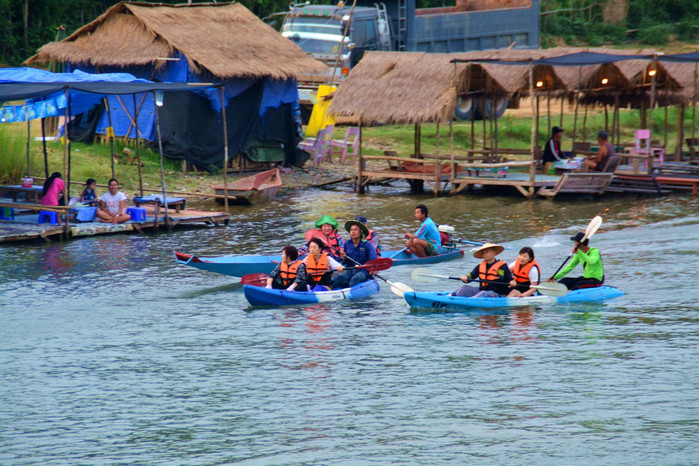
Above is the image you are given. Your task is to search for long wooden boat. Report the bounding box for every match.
[174,247,464,278]
[212,168,282,205]
[404,286,625,311]
[243,279,380,306]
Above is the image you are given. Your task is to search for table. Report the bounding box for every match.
[0,185,43,203]
[553,158,583,174]
[133,195,186,213]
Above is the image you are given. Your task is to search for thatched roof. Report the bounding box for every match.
[328,52,460,125]
[26,2,327,80]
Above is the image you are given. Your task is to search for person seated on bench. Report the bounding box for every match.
[41,172,65,206]
[583,131,615,172]
[96,178,131,224]
[542,126,567,174]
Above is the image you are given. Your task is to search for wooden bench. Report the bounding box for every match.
[686,137,699,162]
[654,175,699,195]
[536,173,613,198]
[607,174,669,196]
[133,195,187,213]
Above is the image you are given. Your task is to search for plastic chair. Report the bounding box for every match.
[631,129,664,172]
[299,125,334,166]
[38,210,59,225]
[329,126,360,164]
[1,207,14,221]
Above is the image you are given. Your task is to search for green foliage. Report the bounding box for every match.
[637,24,672,46]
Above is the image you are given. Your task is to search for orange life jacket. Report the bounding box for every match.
[279,260,301,287]
[512,259,541,286]
[478,260,506,290]
[319,230,342,258]
[304,253,329,284]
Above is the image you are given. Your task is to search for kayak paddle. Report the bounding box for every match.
[241,273,269,287]
[411,268,568,297]
[549,215,603,280]
[345,256,413,297]
[343,257,393,273]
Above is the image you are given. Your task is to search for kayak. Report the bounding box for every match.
[243,279,380,306]
[404,286,625,311]
[174,247,464,278]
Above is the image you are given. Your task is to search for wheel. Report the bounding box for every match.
[454,96,476,121]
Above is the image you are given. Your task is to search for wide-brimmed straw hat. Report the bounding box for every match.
[315,214,339,230]
[345,220,369,238]
[473,243,505,259]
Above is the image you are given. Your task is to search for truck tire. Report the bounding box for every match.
[454,96,476,121]
[481,97,509,120]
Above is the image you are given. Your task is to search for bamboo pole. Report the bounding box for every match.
[529,64,536,183]
[572,67,581,146]
[25,118,31,177]
[104,97,116,179]
[153,91,170,230]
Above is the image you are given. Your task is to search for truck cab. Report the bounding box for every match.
[281,3,392,81]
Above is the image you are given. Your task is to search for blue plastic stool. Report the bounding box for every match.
[126,207,146,222]
[1,207,14,221]
[38,210,59,225]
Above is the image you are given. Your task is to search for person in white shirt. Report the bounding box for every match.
[96,178,131,224]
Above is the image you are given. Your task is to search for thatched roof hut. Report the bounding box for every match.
[26,1,327,79]
[328,51,461,125]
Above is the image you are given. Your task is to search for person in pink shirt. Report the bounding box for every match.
[41,172,65,206]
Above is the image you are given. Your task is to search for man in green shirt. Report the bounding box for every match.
[551,232,604,290]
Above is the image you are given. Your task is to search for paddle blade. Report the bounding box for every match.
[241,273,269,287]
[584,216,603,241]
[411,267,442,283]
[359,257,393,273]
[388,280,414,297]
[532,282,568,297]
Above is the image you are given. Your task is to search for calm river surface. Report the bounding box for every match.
[2,187,699,464]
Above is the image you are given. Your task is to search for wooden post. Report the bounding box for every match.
[63,89,70,239]
[357,122,364,193]
[676,104,684,162]
[546,89,551,137]
[220,87,229,210]
[560,94,564,128]
[104,97,116,179]
[436,121,440,155]
[572,67,581,146]
[449,119,455,190]
[649,55,658,134]
[529,64,536,183]
[153,90,170,230]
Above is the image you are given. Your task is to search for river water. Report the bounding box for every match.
[2,187,699,464]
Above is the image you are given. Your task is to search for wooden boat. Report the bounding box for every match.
[403,286,625,311]
[212,168,282,205]
[174,246,464,278]
[243,279,380,306]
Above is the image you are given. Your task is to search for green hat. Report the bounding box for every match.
[315,214,339,230]
[344,220,369,238]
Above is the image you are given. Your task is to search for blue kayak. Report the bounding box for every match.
[243,279,380,306]
[404,286,625,311]
[174,247,464,278]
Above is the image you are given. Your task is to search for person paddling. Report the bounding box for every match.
[451,243,514,298]
[355,215,381,256]
[331,220,378,289]
[303,237,345,291]
[507,246,541,297]
[266,245,306,291]
[549,232,604,290]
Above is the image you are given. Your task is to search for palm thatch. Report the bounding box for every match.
[328,52,459,125]
[26,2,327,80]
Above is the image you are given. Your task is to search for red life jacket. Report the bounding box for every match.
[439,231,450,247]
[365,229,381,256]
[478,260,506,290]
[279,260,301,287]
[304,253,329,285]
[319,230,342,258]
[512,259,541,287]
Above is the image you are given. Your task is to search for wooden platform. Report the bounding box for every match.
[0,203,230,243]
[606,174,670,196]
[536,173,614,198]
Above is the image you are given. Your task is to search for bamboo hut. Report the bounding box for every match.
[26,2,327,172]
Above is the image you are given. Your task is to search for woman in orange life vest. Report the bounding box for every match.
[450,243,514,298]
[266,245,307,291]
[506,246,541,297]
[307,215,344,261]
[303,237,345,291]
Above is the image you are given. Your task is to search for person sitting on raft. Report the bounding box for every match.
[96,178,131,224]
[549,232,604,290]
[41,172,65,206]
[404,204,442,258]
[331,220,378,289]
[266,245,306,291]
[80,178,97,205]
[507,246,541,297]
[309,214,344,260]
[355,215,381,256]
[303,237,345,291]
[451,243,514,298]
